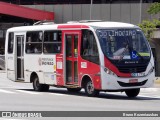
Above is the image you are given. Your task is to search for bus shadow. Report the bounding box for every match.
[99,93,160,100]
[17,88,160,101]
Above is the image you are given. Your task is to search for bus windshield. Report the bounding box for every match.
[96,29,150,61]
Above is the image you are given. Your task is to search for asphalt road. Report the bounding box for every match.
[0,72,160,119]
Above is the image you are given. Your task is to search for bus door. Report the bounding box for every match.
[64,32,80,85]
[16,35,24,80]
[7,32,15,81]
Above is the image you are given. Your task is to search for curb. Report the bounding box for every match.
[155,77,160,84]
[0,70,6,73]
[155,80,160,84]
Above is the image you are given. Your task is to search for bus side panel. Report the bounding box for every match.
[78,29,101,90]
[24,54,57,85]
[24,71,31,82]
[42,55,57,85]
[6,32,16,81]
[56,53,64,86]
[24,55,45,84]
[6,54,16,81]
[79,59,101,90]
[55,30,65,86]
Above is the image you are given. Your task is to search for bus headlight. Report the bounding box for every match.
[104,67,117,77]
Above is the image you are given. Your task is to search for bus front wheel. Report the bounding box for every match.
[85,80,99,97]
[33,76,49,92]
[125,88,140,98]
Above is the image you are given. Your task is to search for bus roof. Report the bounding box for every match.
[7,21,139,32]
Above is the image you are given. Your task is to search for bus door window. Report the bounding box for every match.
[66,35,72,57]
[16,35,24,79]
[8,32,14,54]
[74,35,78,57]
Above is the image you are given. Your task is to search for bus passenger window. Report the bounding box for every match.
[26,31,42,54]
[8,32,14,54]
[43,30,62,54]
[81,30,99,64]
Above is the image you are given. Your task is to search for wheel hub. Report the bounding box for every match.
[87,82,94,94]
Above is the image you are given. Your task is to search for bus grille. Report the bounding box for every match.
[117,65,147,73]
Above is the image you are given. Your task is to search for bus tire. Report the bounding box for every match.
[125,88,140,98]
[33,76,49,92]
[67,88,81,92]
[85,80,99,97]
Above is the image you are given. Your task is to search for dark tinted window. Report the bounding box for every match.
[26,31,42,54]
[43,31,62,54]
[81,30,99,64]
[8,32,14,54]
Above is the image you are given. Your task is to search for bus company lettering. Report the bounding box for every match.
[38,58,54,66]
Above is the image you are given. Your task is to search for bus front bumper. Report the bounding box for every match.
[101,71,155,90]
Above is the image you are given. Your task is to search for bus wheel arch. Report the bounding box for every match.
[30,72,49,92]
[81,75,99,97]
[30,72,37,83]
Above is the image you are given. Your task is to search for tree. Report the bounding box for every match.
[147,2,160,14]
[138,20,156,40]
[138,2,160,41]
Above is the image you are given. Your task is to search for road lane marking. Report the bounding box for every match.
[103,92,160,99]
[0,89,15,94]
[139,95,160,99]
[0,117,28,120]
[141,88,159,92]
[16,90,41,95]
[50,93,64,96]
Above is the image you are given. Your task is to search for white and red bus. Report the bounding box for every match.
[5,20,155,97]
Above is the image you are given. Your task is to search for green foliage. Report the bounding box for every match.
[138,2,160,41]
[147,2,160,14]
[153,19,160,27]
[138,20,156,41]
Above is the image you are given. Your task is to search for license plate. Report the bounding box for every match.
[131,72,145,77]
[129,79,138,83]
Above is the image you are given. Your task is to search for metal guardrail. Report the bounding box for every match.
[0,55,5,70]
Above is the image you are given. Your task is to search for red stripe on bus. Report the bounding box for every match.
[104,57,131,77]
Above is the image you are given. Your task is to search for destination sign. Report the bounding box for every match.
[98,29,136,38]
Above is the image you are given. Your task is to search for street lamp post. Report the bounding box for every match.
[90,0,93,20]
[139,0,142,23]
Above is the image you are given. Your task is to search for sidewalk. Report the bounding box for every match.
[154,77,160,87]
[0,70,5,73]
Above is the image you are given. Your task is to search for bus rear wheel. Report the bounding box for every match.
[125,88,140,98]
[33,76,49,92]
[85,80,99,97]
